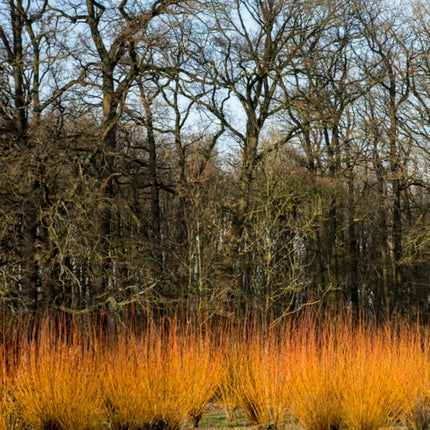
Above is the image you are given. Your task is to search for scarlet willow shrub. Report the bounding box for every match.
[230,328,291,430]
[288,323,342,430]
[0,310,25,430]
[14,323,105,430]
[335,323,404,430]
[183,330,223,427]
[396,324,430,430]
[104,324,221,430]
[215,356,240,422]
[6,312,430,430]
[0,384,18,430]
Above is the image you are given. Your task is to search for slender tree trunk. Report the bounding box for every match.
[142,97,162,276]
[374,156,391,319]
[234,129,259,304]
[101,75,117,339]
[324,125,341,310]
[11,1,26,142]
[388,80,403,309]
[8,1,41,313]
[347,172,359,316]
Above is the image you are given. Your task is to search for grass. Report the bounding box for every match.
[188,407,251,429]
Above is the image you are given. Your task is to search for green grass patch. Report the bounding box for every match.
[185,408,299,429]
[184,407,251,429]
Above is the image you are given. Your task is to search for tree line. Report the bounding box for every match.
[1,0,430,326]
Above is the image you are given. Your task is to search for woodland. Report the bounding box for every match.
[1,0,430,327]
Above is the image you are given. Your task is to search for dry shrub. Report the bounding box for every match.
[288,323,342,430]
[183,329,223,427]
[8,311,430,430]
[103,337,168,430]
[230,329,290,430]
[0,312,26,430]
[0,356,18,430]
[215,356,240,422]
[0,388,19,430]
[397,325,430,430]
[14,323,104,430]
[336,324,404,430]
[214,326,244,422]
[104,325,219,430]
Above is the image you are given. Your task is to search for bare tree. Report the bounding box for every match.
[0,0,86,311]
[177,0,337,307]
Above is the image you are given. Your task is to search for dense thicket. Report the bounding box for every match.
[1,0,430,325]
